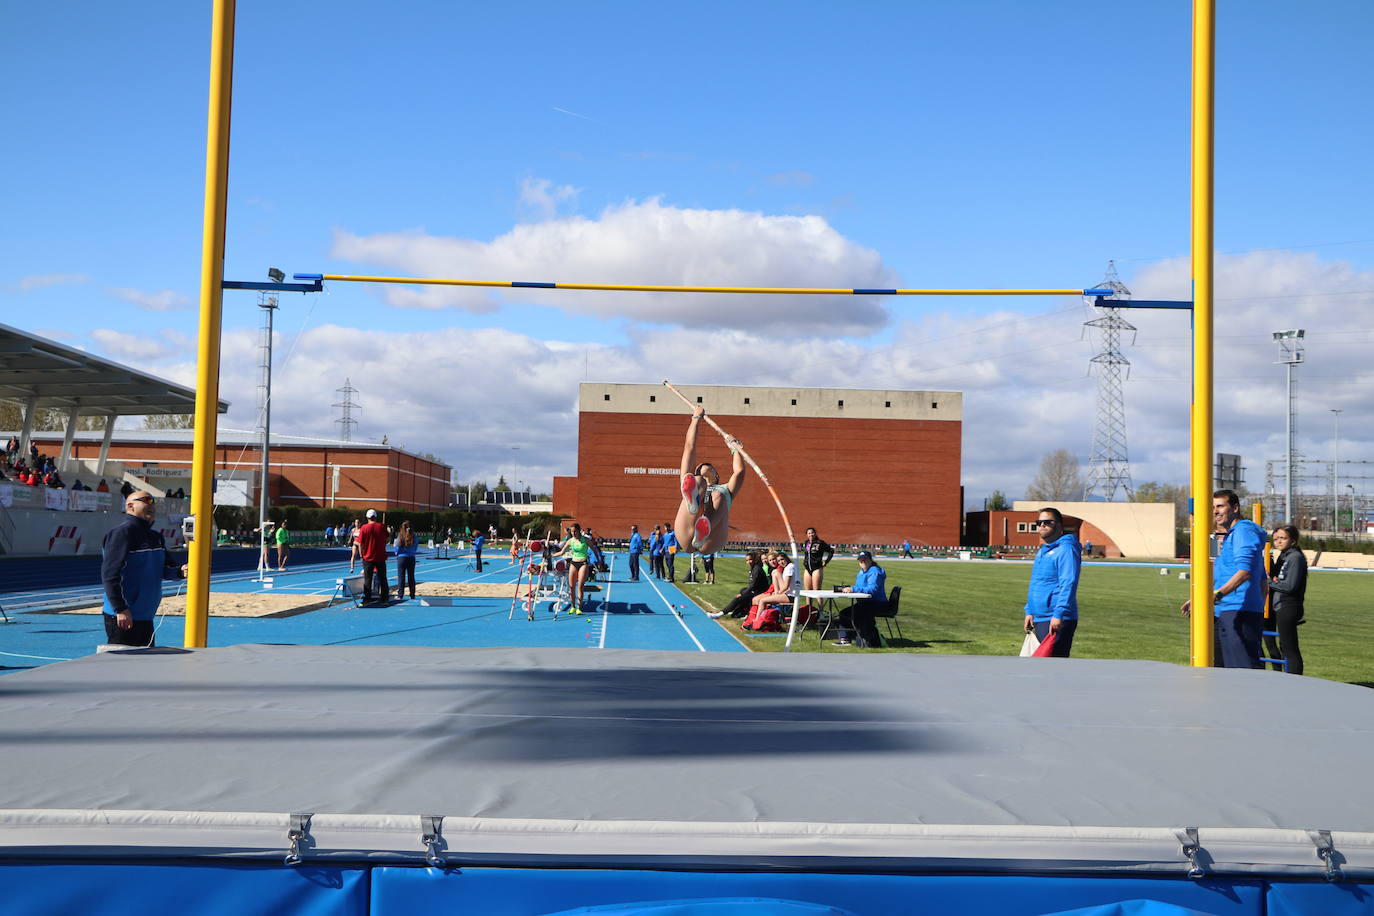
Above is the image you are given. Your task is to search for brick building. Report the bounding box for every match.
[26,428,451,511]
[553,383,962,545]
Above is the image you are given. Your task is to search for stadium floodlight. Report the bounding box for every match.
[1272,329,1305,340]
[267,267,286,284]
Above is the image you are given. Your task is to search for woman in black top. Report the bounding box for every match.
[1265,525,1308,675]
[801,527,834,593]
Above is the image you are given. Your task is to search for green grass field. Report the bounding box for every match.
[680,557,1374,687]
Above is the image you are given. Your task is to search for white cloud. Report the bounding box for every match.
[330,197,896,336]
[517,176,581,221]
[107,286,192,311]
[17,273,89,292]
[90,328,175,361]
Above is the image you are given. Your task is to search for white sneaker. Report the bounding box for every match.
[708,611,725,619]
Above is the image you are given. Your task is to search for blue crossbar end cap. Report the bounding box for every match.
[1083,288,1114,295]
[293,273,324,281]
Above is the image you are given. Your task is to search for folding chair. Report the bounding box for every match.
[870,586,905,641]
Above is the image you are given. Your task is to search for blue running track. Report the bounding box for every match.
[0,548,744,672]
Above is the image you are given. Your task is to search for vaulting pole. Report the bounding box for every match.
[662,382,806,650]
[1188,0,1216,667]
[185,0,236,648]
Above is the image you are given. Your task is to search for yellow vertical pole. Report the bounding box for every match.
[185,0,237,648]
[1256,502,1271,620]
[1188,0,1216,666]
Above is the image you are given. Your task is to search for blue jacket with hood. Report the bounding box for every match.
[1024,532,1082,623]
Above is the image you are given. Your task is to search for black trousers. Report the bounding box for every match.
[665,552,676,581]
[1263,604,1304,675]
[363,559,389,602]
[1033,618,1077,658]
[721,589,764,618]
[651,554,664,578]
[839,601,888,648]
[628,552,641,580]
[104,614,155,647]
[473,547,483,572]
[1215,611,1263,669]
[395,555,417,598]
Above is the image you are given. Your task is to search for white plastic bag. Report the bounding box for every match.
[1019,631,1040,657]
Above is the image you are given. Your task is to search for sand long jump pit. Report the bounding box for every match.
[54,582,517,618]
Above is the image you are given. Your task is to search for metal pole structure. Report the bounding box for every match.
[1331,408,1341,535]
[256,290,277,580]
[1188,0,1216,667]
[1274,330,1304,525]
[185,0,236,649]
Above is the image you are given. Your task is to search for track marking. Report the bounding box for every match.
[645,576,706,652]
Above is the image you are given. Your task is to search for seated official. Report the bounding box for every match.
[835,550,887,648]
[708,551,769,619]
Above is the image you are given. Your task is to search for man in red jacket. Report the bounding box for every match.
[357,508,390,605]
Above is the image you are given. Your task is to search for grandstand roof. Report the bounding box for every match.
[0,321,227,417]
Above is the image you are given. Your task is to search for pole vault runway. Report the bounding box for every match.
[1,548,744,671]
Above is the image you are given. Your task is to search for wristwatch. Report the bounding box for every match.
[1213,590,1224,602]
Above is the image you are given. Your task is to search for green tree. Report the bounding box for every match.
[495,475,510,492]
[142,414,195,429]
[987,490,1011,511]
[0,400,107,431]
[1134,481,1190,527]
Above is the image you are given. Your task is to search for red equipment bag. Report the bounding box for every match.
[1031,632,1058,657]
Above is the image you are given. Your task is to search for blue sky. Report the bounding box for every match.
[4,1,1373,502]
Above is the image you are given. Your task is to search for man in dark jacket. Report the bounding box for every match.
[101,489,187,647]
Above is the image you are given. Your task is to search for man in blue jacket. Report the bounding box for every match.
[648,525,664,579]
[662,523,679,582]
[627,524,643,581]
[1023,507,1082,657]
[1181,489,1268,668]
[101,489,187,647]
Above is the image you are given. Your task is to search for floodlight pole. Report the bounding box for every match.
[257,287,278,581]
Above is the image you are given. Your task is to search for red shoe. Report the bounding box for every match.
[681,473,702,514]
[692,515,711,550]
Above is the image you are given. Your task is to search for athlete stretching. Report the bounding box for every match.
[675,406,746,555]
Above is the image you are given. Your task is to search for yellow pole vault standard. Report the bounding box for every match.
[185,0,237,649]
[317,274,1106,297]
[661,382,807,650]
[1188,0,1216,667]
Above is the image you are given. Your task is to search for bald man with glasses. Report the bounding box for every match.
[99,490,188,647]
[1022,507,1082,657]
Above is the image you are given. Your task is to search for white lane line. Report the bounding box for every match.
[597,556,613,649]
[645,575,706,652]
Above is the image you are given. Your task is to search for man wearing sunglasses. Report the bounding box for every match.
[1022,507,1082,657]
[100,490,188,647]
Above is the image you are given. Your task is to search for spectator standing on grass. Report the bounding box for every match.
[394,520,419,600]
[801,527,835,595]
[649,525,665,579]
[100,490,187,647]
[358,509,390,604]
[901,538,914,559]
[626,524,643,581]
[836,550,888,648]
[663,524,679,582]
[708,551,771,618]
[1022,507,1082,658]
[1264,525,1307,675]
[1181,489,1267,669]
